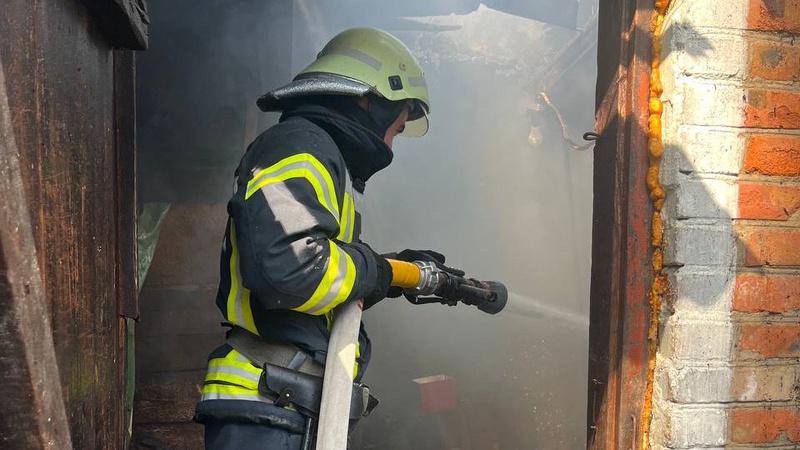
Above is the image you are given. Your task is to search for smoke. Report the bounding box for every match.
[343,3,597,449]
[138,1,598,448]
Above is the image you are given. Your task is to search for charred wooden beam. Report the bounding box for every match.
[535,14,599,92]
[115,49,139,319]
[0,53,73,450]
[83,0,150,50]
[587,0,655,448]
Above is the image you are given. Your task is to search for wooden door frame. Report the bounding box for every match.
[587,0,655,448]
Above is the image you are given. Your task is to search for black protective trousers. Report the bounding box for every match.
[204,422,304,450]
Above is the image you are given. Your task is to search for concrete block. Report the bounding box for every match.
[664,221,737,267]
[662,315,734,361]
[670,127,745,176]
[669,268,735,312]
[680,82,746,128]
[731,364,800,402]
[658,364,733,403]
[673,176,739,219]
[665,0,748,30]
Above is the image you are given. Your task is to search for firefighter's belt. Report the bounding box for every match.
[226,326,323,376]
[225,326,378,419]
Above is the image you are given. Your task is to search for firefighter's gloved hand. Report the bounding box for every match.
[385,249,465,303]
[395,249,465,276]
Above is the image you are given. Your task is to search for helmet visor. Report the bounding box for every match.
[399,99,429,138]
[400,115,429,138]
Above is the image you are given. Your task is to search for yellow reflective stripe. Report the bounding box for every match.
[227,348,250,363]
[241,290,257,334]
[346,195,356,243]
[208,357,261,375]
[205,371,259,391]
[315,250,356,316]
[337,192,351,241]
[353,342,361,380]
[200,383,265,402]
[293,242,341,314]
[203,358,262,394]
[245,153,339,220]
[325,312,333,332]
[226,221,257,333]
[226,222,239,323]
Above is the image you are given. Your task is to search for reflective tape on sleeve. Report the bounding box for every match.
[292,242,355,315]
[246,153,340,222]
[225,220,258,334]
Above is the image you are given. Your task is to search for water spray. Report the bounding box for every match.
[506,292,589,328]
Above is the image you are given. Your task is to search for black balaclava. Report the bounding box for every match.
[322,94,407,140]
[280,95,407,190]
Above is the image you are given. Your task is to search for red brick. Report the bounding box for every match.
[748,0,800,34]
[744,134,800,177]
[730,408,800,444]
[749,39,800,83]
[743,228,800,266]
[739,183,800,220]
[745,90,800,129]
[738,323,800,358]
[734,274,800,312]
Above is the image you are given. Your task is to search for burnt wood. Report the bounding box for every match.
[115,49,139,319]
[0,52,74,450]
[587,0,655,448]
[0,0,137,447]
[82,0,150,50]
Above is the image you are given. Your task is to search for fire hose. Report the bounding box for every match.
[314,259,508,450]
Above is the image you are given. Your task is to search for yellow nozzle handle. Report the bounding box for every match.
[387,259,421,289]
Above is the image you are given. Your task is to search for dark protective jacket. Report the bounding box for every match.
[195,103,393,427]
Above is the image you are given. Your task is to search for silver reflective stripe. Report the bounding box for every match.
[199,391,269,402]
[344,172,354,197]
[328,48,382,71]
[208,365,260,384]
[252,160,339,222]
[231,350,250,363]
[408,76,427,87]
[304,245,349,315]
[344,173,356,243]
[344,195,354,244]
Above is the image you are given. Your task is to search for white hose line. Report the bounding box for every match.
[316,300,363,450]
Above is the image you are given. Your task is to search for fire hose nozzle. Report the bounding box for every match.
[471,281,508,315]
[386,259,508,314]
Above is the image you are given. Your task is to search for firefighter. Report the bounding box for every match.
[193,27,441,449]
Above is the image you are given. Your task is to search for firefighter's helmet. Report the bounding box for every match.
[257,27,430,137]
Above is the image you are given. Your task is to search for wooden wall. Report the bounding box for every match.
[0,0,145,448]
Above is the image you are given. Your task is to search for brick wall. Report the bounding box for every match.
[653,0,800,448]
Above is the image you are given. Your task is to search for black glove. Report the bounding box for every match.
[384,249,464,303]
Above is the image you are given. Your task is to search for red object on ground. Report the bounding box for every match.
[413,375,458,413]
